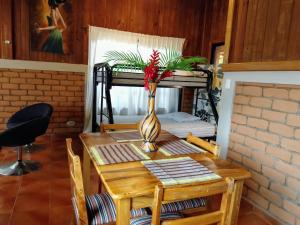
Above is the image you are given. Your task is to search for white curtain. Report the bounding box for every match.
[84,26,185,132]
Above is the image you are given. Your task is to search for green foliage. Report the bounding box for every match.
[104,49,207,73]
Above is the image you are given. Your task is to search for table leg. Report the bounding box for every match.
[116,198,131,225]
[226,180,244,225]
[83,147,91,194]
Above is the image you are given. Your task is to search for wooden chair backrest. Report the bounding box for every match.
[66,138,89,225]
[100,122,139,133]
[151,178,234,225]
[186,132,220,157]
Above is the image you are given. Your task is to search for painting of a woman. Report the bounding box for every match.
[30,0,72,54]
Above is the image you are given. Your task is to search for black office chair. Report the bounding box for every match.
[0,103,53,176]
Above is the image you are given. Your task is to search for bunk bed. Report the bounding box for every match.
[91,63,219,139]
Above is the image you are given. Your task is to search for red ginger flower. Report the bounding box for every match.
[144,50,160,89]
[158,70,173,82]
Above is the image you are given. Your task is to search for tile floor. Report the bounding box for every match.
[0,135,278,225]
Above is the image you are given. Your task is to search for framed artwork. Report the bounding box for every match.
[29,0,73,54]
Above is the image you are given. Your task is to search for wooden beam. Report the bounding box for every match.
[222,60,300,72]
[223,0,236,64]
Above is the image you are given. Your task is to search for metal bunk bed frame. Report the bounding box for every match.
[92,63,218,132]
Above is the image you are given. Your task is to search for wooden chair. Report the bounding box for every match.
[66,138,148,225]
[100,122,139,133]
[131,178,234,225]
[186,132,220,157]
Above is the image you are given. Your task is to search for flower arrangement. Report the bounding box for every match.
[104,49,207,90]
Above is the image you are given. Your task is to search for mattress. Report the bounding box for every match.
[97,112,216,138]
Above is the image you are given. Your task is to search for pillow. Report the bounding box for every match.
[168,112,200,122]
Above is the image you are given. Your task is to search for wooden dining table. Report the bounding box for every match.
[79,130,251,225]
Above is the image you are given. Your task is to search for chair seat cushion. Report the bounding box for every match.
[86,192,148,225]
[130,213,183,225]
[161,197,206,213]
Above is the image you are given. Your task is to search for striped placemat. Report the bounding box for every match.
[142,157,221,186]
[158,139,205,156]
[107,130,143,143]
[91,143,150,165]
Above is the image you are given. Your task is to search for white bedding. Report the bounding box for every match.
[97,112,216,138]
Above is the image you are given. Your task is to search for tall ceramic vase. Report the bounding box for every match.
[139,82,161,152]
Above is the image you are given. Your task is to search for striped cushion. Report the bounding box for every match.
[86,192,148,225]
[130,213,183,225]
[161,197,206,213]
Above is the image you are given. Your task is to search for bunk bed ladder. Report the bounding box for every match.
[194,70,219,124]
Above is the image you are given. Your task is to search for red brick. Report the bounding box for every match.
[269,122,294,137]
[10,78,26,84]
[60,80,74,86]
[36,73,52,79]
[260,187,282,206]
[233,105,242,113]
[275,161,300,180]
[245,179,259,191]
[3,95,19,101]
[243,157,261,172]
[289,89,300,101]
[245,137,266,152]
[19,72,35,78]
[0,90,9,95]
[262,109,286,123]
[251,171,269,187]
[263,88,289,99]
[2,71,18,77]
[232,114,247,125]
[227,150,242,162]
[44,91,59,96]
[0,77,9,83]
[283,200,300,216]
[294,129,300,139]
[21,96,36,101]
[287,114,300,127]
[60,91,74,97]
[27,78,43,85]
[4,106,20,112]
[242,106,261,118]
[272,100,298,113]
[230,132,245,144]
[11,101,26,107]
[252,151,274,167]
[236,125,256,138]
[44,79,59,85]
[256,131,279,145]
[247,189,269,209]
[236,85,243,94]
[67,86,82,91]
[20,84,35,90]
[67,74,82,81]
[28,90,43,96]
[234,95,250,105]
[0,101,10,106]
[269,204,295,224]
[281,138,300,153]
[234,143,252,157]
[52,85,66,91]
[2,83,18,89]
[266,145,291,162]
[11,90,27,96]
[286,177,300,191]
[36,96,52,102]
[291,153,300,165]
[262,166,285,184]
[250,97,272,108]
[36,85,51,91]
[242,86,263,97]
[247,117,268,130]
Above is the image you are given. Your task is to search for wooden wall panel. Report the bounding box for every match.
[0,0,13,59]
[230,0,300,63]
[10,0,228,64]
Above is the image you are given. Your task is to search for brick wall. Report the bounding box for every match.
[0,68,85,134]
[228,82,300,225]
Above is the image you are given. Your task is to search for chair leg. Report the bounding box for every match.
[0,146,40,176]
